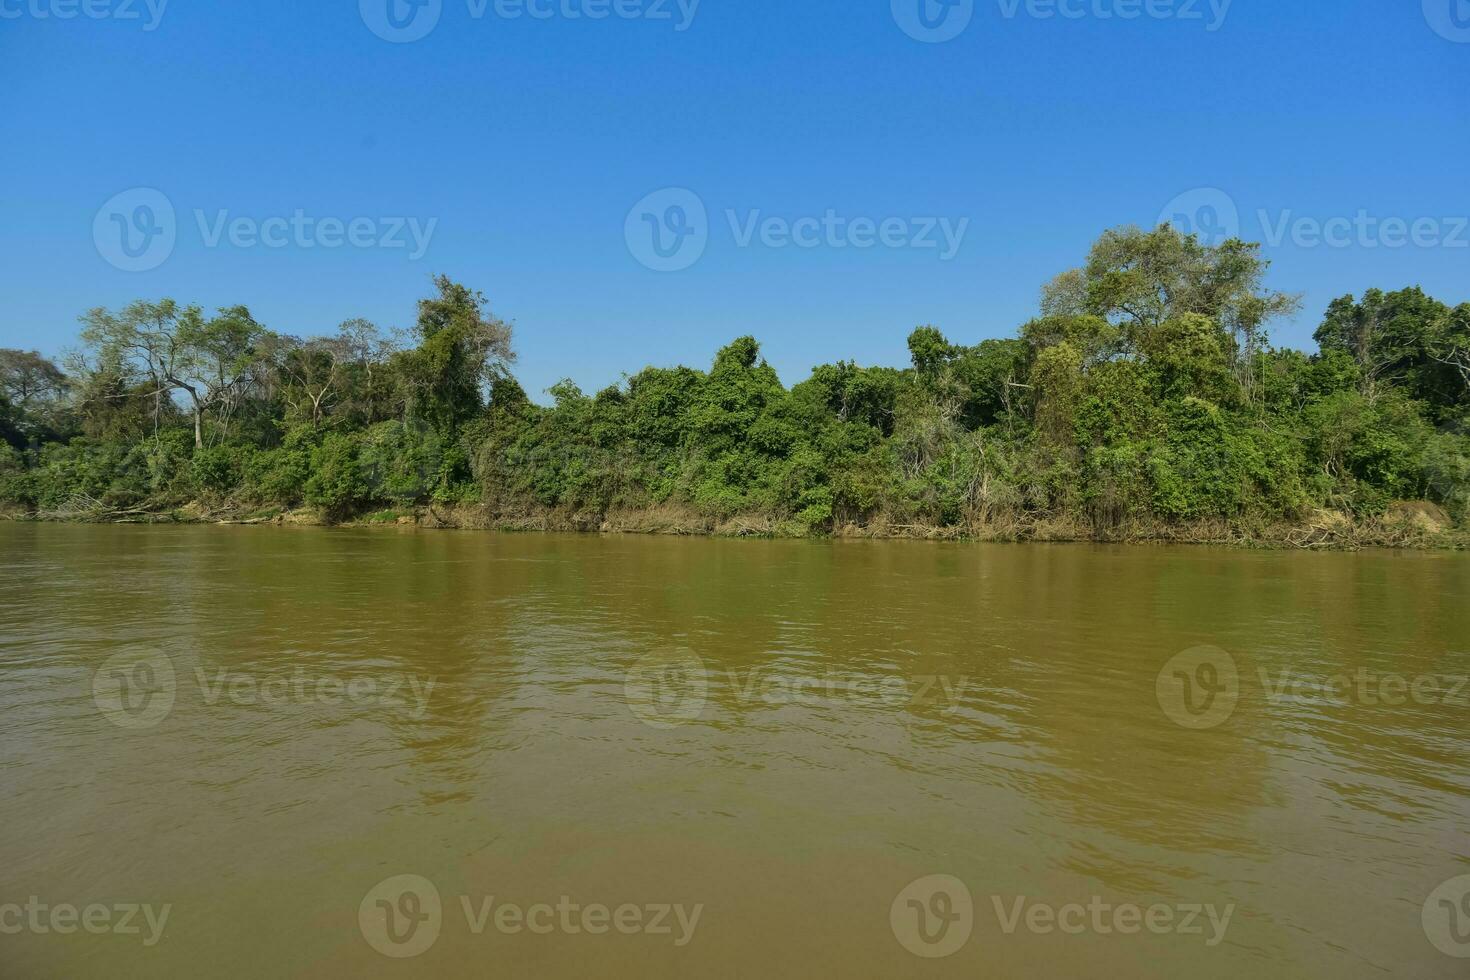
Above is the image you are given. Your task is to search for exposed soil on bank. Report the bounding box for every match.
[5,499,1464,550]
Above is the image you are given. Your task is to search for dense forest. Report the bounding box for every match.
[2,226,1467,545]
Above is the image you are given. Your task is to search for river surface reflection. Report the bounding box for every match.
[0,523,1466,977]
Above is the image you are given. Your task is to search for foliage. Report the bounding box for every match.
[3,228,1466,534]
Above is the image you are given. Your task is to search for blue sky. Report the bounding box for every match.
[2,0,1467,400]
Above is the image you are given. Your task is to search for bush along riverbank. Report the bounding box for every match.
[2,226,1467,548]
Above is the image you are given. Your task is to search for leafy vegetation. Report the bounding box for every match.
[3,229,1467,541]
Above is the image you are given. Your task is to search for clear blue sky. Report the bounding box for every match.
[2,0,1467,400]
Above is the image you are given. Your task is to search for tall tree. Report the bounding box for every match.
[80,299,266,448]
[1041,225,1299,398]
[0,349,68,408]
[1315,288,1468,417]
[0,349,69,439]
[397,276,514,435]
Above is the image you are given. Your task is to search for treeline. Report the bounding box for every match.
[2,226,1467,539]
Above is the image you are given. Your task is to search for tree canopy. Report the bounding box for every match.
[3,226,1466,538]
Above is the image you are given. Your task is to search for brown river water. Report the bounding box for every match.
[0,522,1467,978]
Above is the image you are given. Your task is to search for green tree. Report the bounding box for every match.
[397,276,514,435]
[1042,225,1298,397]
[80,300,266,448]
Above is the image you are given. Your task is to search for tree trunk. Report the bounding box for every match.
[179,384,204,449]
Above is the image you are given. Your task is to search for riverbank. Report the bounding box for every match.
[4,499,1464,550]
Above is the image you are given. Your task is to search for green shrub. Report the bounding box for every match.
[305,433,371,516]
[241,447,310,505]
[190,444,245,498]
[0,446,34,506]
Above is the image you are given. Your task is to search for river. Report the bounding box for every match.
[0,523,1466,977]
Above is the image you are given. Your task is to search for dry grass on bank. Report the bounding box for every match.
[4,496,1465,550]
